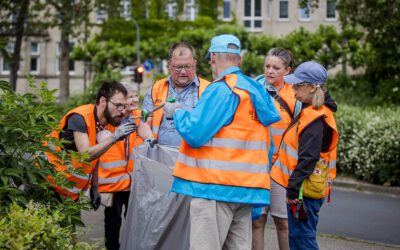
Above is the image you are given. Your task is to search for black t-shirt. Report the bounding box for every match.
[59,114,88,151]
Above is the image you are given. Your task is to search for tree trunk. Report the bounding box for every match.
[9,0,29,91]
[59,29,70,103]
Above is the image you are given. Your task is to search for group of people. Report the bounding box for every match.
[46,34,338,250]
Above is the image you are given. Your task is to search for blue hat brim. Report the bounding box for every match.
[284,74,303,85]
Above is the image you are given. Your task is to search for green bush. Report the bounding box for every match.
[0,202,98,250]
[0,78,92,226]
[336,105,400,185]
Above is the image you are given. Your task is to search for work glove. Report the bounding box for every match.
[112,121,137,142]
[164,102,182,120]
[144,138,157,148]
[90,186,101,211]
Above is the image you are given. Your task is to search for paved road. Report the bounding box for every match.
[318,188,400,246]
[266,187,400,246]
[80,187,400,249]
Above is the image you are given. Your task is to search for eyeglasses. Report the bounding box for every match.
[171,64,195,72]
[107,100,127,111]
[293,82,308,89]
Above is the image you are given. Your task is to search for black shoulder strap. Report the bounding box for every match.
[267,89,294,118]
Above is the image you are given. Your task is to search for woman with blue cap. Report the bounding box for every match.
[270,61,339,249]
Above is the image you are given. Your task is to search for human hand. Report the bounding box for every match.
[164,102,182,119]
[145,138,157,148]
[286,198,299,205]
[90,186,101,210]
[112,122,137,142]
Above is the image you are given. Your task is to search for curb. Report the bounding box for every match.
[333,176,400,197]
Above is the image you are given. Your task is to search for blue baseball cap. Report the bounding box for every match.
[284,61,328,85]
[205,34,241,60]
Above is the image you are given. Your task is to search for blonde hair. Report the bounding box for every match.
[312,85,325,109]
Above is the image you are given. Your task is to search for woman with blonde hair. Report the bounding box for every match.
[270,61,339,249]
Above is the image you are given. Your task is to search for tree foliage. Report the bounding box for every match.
[0,78,91,226]
[0,0,50,91]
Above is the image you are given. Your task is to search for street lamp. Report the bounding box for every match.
[132,18,140,66]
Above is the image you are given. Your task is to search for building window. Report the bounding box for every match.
[165,2,177,20]
[96,3,107,23]
[223,0,231,20]
[326,0,337,20]
[299,0,311,21]
[279,0,289,20]
[0,42,14,75]
[56,42,75,75]
[185,0,197,21]
[120,0,131,20]
[243,0,262,32]
[30,42,40,74]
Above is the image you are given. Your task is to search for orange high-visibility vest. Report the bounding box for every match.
[270,105,339,194]
[45,104,99,200]
[150,77,210,139]
[173,74,271,189]
[269,84,297,162]
[97,109,143,192]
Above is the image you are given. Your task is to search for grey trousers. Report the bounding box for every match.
[189,198,252,250]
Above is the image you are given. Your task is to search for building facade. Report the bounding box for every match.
[0,0,339,96]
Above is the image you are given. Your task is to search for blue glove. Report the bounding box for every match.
[164,102,182,119]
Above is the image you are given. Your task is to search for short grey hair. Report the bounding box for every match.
[121,82,138,93]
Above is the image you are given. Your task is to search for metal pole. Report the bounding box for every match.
[133,18,140,65]
[132,18,140,94]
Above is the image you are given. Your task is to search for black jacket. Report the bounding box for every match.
[286,91,337,200]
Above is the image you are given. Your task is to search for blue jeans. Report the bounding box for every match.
[287,198,324,250]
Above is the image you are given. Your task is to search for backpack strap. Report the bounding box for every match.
[266,88,295,118]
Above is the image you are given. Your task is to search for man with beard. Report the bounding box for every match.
[140,42,210,147]
[46,80,137,203]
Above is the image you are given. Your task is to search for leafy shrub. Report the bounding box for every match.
[336,105,400,185]
[0,79,91,226]
[0,202,98,250]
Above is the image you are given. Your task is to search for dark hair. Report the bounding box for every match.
[96,80,128,104]
[169,41,196,60]
[266,48,294,71]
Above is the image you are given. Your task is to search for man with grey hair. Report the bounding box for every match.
[140,42,210,147]
[164,34,280,249]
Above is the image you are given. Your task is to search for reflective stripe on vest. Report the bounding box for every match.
[270,105,339,190]
[173,74,271,189]
[269,84,297,161]
[150,77,211,139]
[97,109,143,192]
[45,104,98,200]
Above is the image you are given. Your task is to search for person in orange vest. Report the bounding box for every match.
[270,61,339,250]
[95,82,147,250]
[163,34,280,249]
[253,48,300,250]
[140,42,210,147]
[45,80,137,203]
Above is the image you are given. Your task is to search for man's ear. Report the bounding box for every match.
[100,96,107,104]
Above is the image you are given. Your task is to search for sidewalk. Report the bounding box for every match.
[333,176,400,198]
[78,201,400,250]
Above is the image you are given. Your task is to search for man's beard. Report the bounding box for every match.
[104,104,122,126]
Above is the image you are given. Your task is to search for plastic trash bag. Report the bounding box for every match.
[120,144,190,250]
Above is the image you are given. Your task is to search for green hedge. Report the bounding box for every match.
[336,105,400,185]
[0,202,98,250]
